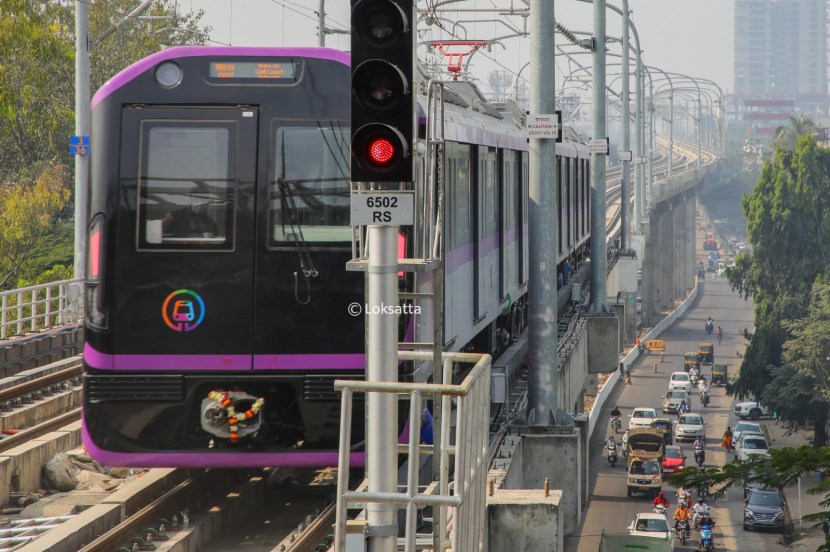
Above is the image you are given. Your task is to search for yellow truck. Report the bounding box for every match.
[626,428,665,498]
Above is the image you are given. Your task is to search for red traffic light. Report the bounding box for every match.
[368,137,396,165]
[352,123,408,177]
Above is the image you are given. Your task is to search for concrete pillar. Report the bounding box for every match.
[672,199,686,300]
[687,192,696,292]
[657,205,674,313]
[643,216,660,325]
[487,490,563,552]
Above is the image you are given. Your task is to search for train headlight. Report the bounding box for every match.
[155,61,182,89]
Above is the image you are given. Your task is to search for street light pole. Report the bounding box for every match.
[620,0,630,250]
[590,0,608,313]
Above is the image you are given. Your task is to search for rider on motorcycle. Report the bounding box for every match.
[610,405,621,428]
[653,490,669,510]
[676,487,689,507]
[693,436,706,464]
[606,436,617,454]
[692,497,710,528]
[673,503,692,536]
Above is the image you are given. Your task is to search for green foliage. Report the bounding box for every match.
[0,164,72,289]
[0,0,208,288]
[771,114,817,152]
[728,135,830,411]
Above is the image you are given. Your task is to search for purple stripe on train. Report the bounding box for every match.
[84,342,364,371]
[92,46,350,109]
[81,418,366,468]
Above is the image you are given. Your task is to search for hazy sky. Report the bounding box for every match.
[179,0,734,95]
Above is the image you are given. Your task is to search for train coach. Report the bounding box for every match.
[82,46,590,468]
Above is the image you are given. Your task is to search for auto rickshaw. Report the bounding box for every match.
[698,343,714,364]
[711,363,728,386]
[652,417,674,445]
[683,352,701,373]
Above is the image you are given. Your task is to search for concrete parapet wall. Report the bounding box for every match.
[587,283,699,438]
[487,489,563,552]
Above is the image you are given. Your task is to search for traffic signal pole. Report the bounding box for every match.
[350,2,416,550]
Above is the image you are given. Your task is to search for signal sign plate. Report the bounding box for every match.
[351,192,414,225]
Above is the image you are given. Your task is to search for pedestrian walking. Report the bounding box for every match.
[720,427,733,453]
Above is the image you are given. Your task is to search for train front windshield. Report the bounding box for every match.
[271,122,351,244]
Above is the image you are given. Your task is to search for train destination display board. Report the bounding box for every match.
[209,61,296,80]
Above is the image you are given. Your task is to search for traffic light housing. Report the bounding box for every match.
[350,0,415,183]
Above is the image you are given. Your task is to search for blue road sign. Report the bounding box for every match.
[70,136,90,156]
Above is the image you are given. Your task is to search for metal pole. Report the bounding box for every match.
[620,0,630,249]
[647,83,654,210]
[366,225,399,552]
[668,94,674,179]
[74,0,90,280]
[590,0,608,312]
[697,94,702,167]
[318,0,326,46]
[527,0,558,425]
[634,46,643,233]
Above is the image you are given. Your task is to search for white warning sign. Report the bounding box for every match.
[526,114,560,139]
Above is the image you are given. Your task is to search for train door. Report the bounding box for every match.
[252,118,360,361]
[114,107,258,365]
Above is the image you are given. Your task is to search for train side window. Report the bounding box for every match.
[138,125,234,250]
[270,121,351,245]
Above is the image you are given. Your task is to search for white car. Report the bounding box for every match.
[663,389,691,413]
[675,413,706,442]
[629,407,657,429]
[735,433,771,461]
[734,401,770,420]
[733,421,763,443]
[628,512,674,548]
[669,371,692,394]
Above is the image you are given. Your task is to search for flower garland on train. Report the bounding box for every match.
[207,390,265,443]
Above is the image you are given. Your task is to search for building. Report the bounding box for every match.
[733,0,828,139]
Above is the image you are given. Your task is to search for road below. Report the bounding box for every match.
[565,276,790,551]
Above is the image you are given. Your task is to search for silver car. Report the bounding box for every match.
[662,389,691,413]
[675,413,706,442]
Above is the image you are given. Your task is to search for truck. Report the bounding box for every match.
[626,428,665,498]
[599,532,673,552]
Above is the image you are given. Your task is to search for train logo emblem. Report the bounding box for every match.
[162,289,205,332]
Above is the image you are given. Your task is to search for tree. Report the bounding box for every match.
[0,0,209,286]
[772,114,816,151]
[0,164,72,289]
[0,0,75,177]
[727,135,830,402]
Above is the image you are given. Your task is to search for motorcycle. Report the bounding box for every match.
[694,447,705,467]
[677,492,690,509]
[611,415,621,433]
[607,442,618,467]
[675,519,690,545]
[652,503,667,517]
[701,391,710,407]
[705,320,713,334]
[700,522,714,551]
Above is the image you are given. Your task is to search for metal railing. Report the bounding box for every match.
[334,350,491,552]
[0,279,84,340]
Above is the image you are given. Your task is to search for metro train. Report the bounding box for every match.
[82,46,591,468]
